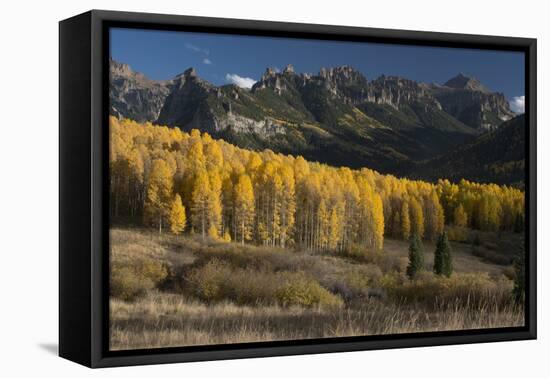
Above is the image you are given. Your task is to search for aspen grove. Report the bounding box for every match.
[110,117,525,251]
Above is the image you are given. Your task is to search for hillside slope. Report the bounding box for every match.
[409,115,525,187]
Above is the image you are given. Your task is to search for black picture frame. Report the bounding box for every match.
[59,9,537,368]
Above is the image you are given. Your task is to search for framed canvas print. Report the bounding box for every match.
[59,10,537,368]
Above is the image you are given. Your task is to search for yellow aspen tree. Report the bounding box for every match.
[328,202,344,251]
[189,129,202,139]
[409,197,425,239]
[477,194,490,231]
[127,149,145,218]
[401,200,411,240]
[222,230,232,242]
[424,191,445,240]
[370,192,385,250]
[246,153,263,182]
[270,172,283,246]
[437,179,458,223]
[487,193,502,231]
[234,174,255,245]
[279,165,296,248]
[186,137,206,172]
[205,141,224,170]
[207,170,223,239]
[191,170,211,240]
[220,170,236,239]
[357,178,384,250]
[340,168,360,250]
[453,204,468,227]
[317,199,330,250]
[145,159,173,234]
[293,155,310,182]
[169,194,186,234]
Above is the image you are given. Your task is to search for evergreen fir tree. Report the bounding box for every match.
[434,231,453,277]
[514,213,524,233]
[513,241,525,304]
[406,232,424,279]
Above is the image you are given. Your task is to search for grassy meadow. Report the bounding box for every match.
[110,227,524,350]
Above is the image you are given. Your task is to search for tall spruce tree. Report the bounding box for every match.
[513,241,525,304]
[406,232,424,279]
[434,231,453,277]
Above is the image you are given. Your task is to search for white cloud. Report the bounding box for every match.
[185,43,209,55]
[225,73,256,89]
[203,58,212,65]
[510,95,525,114]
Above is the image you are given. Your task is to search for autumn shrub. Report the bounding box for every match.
[111,266,153,301]
[276,272,343,309]
[111,257,169,301]
[383,271,513,308]
[185,259,342,308]
[446,226,468,242]
[379,271,407,291]
[192,241,292,271]
[185,258,231,302]
[330,270,371,303]
[340,244,370,260]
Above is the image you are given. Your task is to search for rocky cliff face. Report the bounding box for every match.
[251,65,440,111]
[157,67,286,137]
[428,73,515,131]
[365,76,441,110]
[156,68,214,129]
[317,65,369,101]
[109,59,171,122]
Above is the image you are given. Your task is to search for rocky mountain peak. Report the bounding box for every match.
[316,66,369,101]
[319,65,366,84]
[109,59,171,123]
[172,67,214,92]
[254,67,292,94]
[261,67,278,81]
[174,67,198,81]
[283,64,295,74]
[432,73,514,130]
[444,73,490,93]
[183,67,197,78]
[110,58,152,84]
[110,58,134,77]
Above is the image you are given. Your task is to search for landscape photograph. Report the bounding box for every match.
[108,28,527,351]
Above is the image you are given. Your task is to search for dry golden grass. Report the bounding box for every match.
[109,228,524,351]
[110,292,523,350]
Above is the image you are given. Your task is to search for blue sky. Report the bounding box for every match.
[110,28,525,112]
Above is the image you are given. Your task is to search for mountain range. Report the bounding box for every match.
[110,59,523,185]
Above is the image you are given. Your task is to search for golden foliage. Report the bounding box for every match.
[168,194,186,235]
[110,117,525,251]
